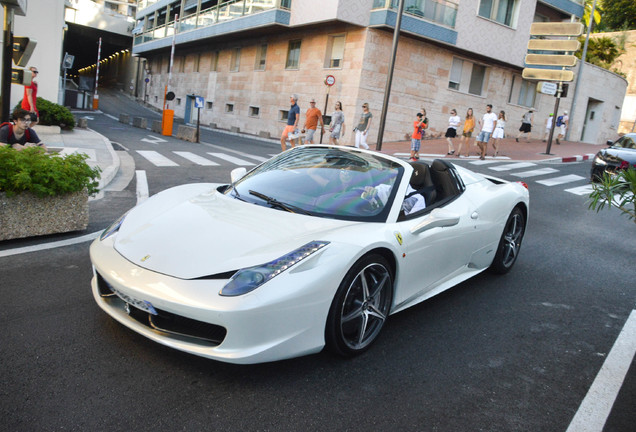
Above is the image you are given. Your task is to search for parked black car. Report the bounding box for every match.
[590,133,636,182]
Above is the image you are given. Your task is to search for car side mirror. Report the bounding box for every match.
[230,167,247,183]
[410,208,460,235]
[606,140,614,146]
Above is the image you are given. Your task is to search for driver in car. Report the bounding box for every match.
[363,183,426,215]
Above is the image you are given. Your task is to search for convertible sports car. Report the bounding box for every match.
[590,133,636,181]
[90,145,529,364]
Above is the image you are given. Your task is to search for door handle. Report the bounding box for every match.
[471,211,479,220]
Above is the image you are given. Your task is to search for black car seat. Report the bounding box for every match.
[408,162,437,205]
[430,159,460,201]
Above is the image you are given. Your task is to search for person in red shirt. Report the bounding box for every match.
[21,66,39,125]
[410,112,425,161]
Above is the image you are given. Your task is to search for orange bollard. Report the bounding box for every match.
[162,109,174,136]
[93,95,99,110]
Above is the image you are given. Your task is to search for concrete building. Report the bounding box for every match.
[129,0,626,145]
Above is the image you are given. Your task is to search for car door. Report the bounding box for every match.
[392,194,482,307]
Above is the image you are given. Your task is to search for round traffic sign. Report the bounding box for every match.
[325,75,335,86]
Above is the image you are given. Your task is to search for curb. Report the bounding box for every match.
[561,153,596,163]
[89,127,120,190]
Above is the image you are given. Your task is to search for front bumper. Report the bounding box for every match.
[89,237,345,364]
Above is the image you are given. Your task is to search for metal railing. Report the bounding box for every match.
[135,0,291,45]
[372,0,458,28]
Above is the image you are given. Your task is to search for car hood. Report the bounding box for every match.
[599,147,636,165]
[113,184,358,279]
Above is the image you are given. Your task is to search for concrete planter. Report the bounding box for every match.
[0,190,89,241]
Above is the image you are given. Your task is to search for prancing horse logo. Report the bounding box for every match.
[140,255,151,262]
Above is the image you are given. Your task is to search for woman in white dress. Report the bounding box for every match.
[329,101,345,145]
[492,110,506,157]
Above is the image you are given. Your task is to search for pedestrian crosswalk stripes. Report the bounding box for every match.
[536,174,586,186]
[174,151,220,166]
[564,185,595,196]
[511,168,559,178]
[207,153,256,166]
[488,162,537,171]
[137,150,179,167]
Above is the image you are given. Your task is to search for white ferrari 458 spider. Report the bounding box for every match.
[90,145,529,364]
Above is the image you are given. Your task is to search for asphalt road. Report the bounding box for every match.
[1,90,634,431]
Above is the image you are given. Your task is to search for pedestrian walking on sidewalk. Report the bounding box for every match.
[516,109,533,142]
[329,101,345,145]
[445,108,460,155]
[542,113,554,142]
[476,104,497,160]
[456,108,474,157]
[302,98,324,144]
[21,66,39,125]
[556,110,568,144]
[492,110,506,157]
[354,103,372,150]
[410,112,425,161]
[280,94,300,151]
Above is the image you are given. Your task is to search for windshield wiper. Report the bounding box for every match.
[248,190,312,215]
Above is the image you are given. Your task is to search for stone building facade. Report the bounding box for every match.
[128,0,626,145]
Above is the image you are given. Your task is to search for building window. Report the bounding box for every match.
[285,40,301,69]
[230,48,241,72]
[325,34,345,68]
[279,110,289,121]
[226,104,234,113]
[478,0,518,27]
[447,57,487,96]
[508,75,536,107]
[194,54,200,73]
[255,44,267,71]
[177,56,185,73]
[206,101,213,110]
[448,58,463,90]
[176,98,181,106]
[249,106,260,117]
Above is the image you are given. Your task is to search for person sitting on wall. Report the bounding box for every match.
[0,107,47,151]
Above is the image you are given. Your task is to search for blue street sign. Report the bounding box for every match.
[195,96,204,109]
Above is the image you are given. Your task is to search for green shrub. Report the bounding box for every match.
[0,146,100,197]
[15,97,76,130]
[589,167,636,224]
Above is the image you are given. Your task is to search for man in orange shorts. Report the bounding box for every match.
[281,94,300,151]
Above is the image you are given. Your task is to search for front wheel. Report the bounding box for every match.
[489,207,526,274]
[325,254,393,357]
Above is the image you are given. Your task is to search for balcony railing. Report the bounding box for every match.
[372,0,458,28]
[135,0,291,45]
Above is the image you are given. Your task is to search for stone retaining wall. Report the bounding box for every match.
[0,191,89,241]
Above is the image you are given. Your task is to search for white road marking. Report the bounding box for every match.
[173,151,219,166]
[239,153,269,162]
[566,310,636,432]
[104,113,118,121]
[565,184,595,196]
[141,135,168,145]
[489,162,537,171]
[207,152,256,165]
[536,174,586,186]
[511,168,559,178]
[136,170,149,204]
[469,159,501,165]
[0,231,101,258]
[55,148,97,162]
[137,150,178,166]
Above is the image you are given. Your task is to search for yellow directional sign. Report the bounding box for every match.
[522,68,574,82]
[530,22,584,36]
[527,39,581,52]
[525,54,577,67]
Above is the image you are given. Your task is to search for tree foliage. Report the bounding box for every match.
[575,35,624,70]
[597,0,636,31]
[589,167,636,225]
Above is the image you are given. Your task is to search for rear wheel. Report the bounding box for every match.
[325,254,393,357]
[490,207,525,274]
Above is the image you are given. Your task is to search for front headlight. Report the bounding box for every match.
[219,241,329,296]
[593,155,607,166]
[100,211,129,241]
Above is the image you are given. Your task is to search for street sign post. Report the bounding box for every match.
[524,21,583,154]
[194,95,204,143]
[321,75,335,144]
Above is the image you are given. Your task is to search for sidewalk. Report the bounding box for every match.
[32,123,602,193]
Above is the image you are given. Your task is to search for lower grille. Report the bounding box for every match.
[96,271,227,345]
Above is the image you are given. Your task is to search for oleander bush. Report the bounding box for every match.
[0,146,100,198]
[589,167,636,224]
[15,97,76,129]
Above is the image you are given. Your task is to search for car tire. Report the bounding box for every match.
[325,254,393,357]
[489,207,526,274]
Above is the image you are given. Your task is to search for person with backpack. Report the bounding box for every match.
[556,110,569,144]
[0,107,46,151]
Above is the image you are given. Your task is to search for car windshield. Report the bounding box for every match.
[225,146,404,222]
[613,136,636,149]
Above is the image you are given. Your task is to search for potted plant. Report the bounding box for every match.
[588,166,636,225]
[0,146,101,240]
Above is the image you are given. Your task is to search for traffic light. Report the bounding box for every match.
[11,68,32,85]
[12,37,37,67]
